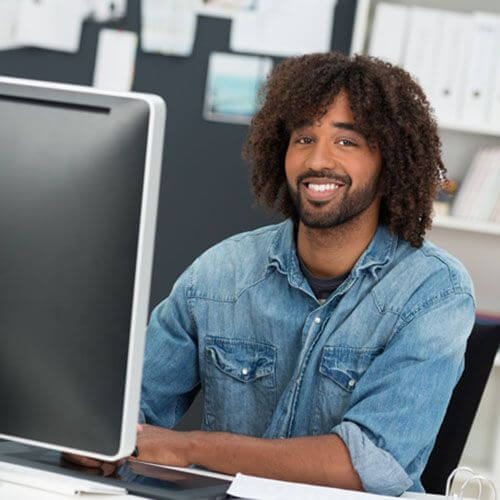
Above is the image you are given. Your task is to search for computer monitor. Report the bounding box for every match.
[0,77,166,461]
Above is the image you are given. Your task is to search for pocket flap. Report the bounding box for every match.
[205,336,276,383]
[319,346,381,392]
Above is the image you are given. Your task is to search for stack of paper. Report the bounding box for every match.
[227,473,406,500]
[451,147,500,223]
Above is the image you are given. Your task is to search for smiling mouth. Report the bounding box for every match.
[302,181,345,201]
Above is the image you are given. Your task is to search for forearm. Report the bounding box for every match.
[187,431,363,490]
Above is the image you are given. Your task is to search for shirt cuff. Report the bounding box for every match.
[138,408,146,424]
[331,421,413,496]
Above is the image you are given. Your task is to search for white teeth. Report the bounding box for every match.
[308,183,339,192]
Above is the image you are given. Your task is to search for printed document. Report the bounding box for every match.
[0,0,22,50]
[230,0,336,57]
[15,0,87,53]
[141,0,198,57]
[93,29,138,91]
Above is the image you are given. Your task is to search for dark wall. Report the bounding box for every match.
[0,0,357,311]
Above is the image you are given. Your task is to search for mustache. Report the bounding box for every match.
[296,168,351,186]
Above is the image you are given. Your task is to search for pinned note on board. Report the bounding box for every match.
[15,0,87,53]
[85,0,127,22]
[203,52,272,124]
[230,0,337,57]
[196,0,257,19]
[0,0,22,50]
[141,0,198,57]
[93,28,138,91]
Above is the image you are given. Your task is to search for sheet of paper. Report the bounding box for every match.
[0,0,22,50]
[93,29,138,91]
[196,0,257,19]
[141,0,198,57]
[228,473,403,500]
[230,0,337,57]
[15,0,86,53]
[84,0,128,22]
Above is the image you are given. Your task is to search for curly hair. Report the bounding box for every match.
[242,52,444,247]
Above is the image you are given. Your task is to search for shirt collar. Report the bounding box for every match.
[268,219,398,280]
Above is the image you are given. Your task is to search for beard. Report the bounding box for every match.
[287,170,380,229]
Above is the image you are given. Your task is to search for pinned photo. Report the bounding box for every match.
[203,52,272,125]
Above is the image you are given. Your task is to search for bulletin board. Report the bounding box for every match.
[0,0,357,311]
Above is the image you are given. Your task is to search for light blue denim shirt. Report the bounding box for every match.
[141,220,475,496]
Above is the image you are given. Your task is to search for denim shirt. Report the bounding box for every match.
[141,220,475,496]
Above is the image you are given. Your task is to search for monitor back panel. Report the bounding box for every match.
[0,83,149,455]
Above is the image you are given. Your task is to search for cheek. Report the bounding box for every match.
[284,149,298,181]
[352,153,382,186]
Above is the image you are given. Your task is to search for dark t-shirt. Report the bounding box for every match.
[299,259,348,303]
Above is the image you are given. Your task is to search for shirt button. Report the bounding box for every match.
[314,317,321,324]
[241,368,249,375]
[348,379,356,388]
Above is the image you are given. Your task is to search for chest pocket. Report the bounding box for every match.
[202,336,277,436]
[311,345,382,434]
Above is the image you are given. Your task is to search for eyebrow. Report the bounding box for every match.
[294,120,361,133]
[331,121,355,131]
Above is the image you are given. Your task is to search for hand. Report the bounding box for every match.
[131,424,194,467]
[62,453,125,477]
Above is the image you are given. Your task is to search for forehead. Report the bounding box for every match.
[319,92,353,123]
[290,90,355,131]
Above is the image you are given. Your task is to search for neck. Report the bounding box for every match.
[297,210,379,279]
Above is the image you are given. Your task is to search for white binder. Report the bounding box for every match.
[488,24,500,130]
[432,12,472,124]
[403,7,444,101]
[461,12,499,125]
[368,2,409,65]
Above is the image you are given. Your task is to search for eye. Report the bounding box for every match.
[337,138,357,147]
[295,136,313,145]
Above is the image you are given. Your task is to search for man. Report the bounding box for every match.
[72,53,476,495]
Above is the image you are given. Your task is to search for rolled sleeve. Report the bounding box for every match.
[331,291,475,495]
[332,420,413,496]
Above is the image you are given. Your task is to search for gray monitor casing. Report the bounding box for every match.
[0,77,166,461]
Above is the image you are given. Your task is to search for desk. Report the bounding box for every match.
[0,481,146,500]
[0,470,447,500]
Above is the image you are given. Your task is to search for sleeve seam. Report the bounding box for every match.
[388,290,475,344]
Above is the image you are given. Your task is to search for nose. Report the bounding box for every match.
[306,138,334,171]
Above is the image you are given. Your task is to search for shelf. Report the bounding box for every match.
[432,215,500,236]
[438,120,500,137]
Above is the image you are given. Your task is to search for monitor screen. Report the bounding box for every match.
[0,77,166,460]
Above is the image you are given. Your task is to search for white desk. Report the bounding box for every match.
[0,472,447,500]
[0,481,147,499]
